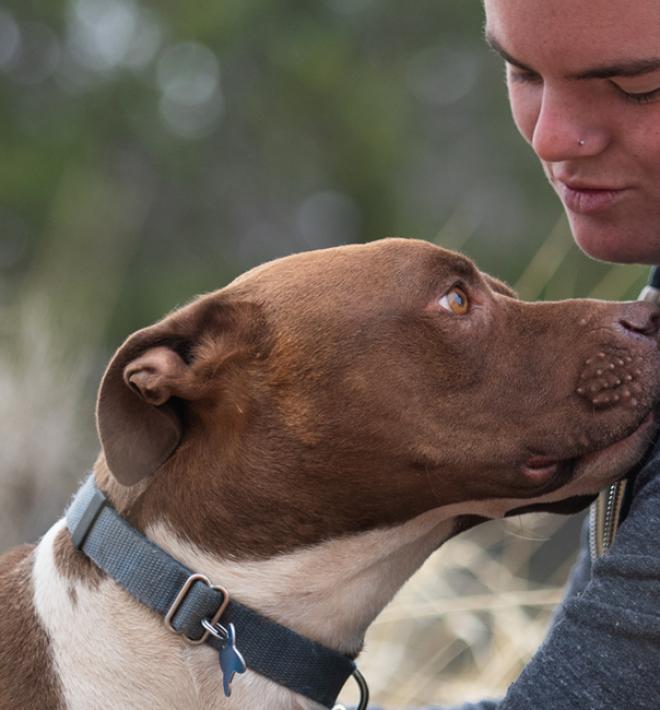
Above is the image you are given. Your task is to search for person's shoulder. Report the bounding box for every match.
[631,434,660,497]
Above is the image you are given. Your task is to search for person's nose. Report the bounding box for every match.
[531,85,610,163]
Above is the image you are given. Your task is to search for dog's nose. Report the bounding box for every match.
[618,302,660,338]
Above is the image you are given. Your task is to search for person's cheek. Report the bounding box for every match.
[507,80,541,147]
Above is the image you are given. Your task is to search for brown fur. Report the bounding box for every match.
[53,527,104,590]
[88,239,660,559]
[0,545,63,709]
[2,238,659,707]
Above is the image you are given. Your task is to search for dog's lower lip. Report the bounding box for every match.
[578,411,656,466]
[521,456,562,482]
[521,412,654,483]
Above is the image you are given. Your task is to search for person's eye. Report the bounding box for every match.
[611,80,660,105]
[438,286,470,315]
[620,87,660,105]
[507,66,543,85]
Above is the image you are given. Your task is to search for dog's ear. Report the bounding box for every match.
[96,297,261,486]
[484,274,518,299]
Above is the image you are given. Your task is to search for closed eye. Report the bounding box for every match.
[507,67,543,85]
[613,84,660,105]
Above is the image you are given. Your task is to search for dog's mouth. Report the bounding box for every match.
[505,411,656,517]
[576,409,656,467]
[521,456,575,483]
[521,409,657,490]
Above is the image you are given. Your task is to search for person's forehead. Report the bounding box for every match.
[484,0,660,74]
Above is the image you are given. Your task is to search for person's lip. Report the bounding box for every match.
[556,180,630,214]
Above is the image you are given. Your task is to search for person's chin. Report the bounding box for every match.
[566,210,660,265]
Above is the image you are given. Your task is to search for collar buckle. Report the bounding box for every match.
[164,573,229,645]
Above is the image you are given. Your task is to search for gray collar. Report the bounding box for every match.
[66,474,367,709]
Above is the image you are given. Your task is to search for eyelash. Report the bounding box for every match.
[508,67,660,105]
[616,86,660,105]
[507,68,542,85]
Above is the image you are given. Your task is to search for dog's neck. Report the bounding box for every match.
[146,505,456,658]
[91,451,462,657]
[40,465,458,709]
[142,511,456,709]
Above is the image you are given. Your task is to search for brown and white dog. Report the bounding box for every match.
[1,238,659,709]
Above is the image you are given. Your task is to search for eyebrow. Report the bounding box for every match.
[448,258,475,279]
[485,31,660,80]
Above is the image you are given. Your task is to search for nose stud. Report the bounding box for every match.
[577,139,586,146]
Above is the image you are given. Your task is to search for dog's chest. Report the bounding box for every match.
[32,520,321,709]
[30,504,455,709]
[33,520,213,709]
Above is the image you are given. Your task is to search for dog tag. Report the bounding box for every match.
[219,623,247,697]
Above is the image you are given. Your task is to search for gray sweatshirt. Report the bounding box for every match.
[419,437,660,710]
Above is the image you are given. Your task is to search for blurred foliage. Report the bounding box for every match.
[0,0,647,338]
[0,0,650,707]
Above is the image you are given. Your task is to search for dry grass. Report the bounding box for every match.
[339,514,577,708]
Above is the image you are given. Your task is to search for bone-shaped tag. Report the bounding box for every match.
[219,623,247,697]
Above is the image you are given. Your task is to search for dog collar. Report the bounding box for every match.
[66,475,368,709]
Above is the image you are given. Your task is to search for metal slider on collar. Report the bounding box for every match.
[164,572,247,697]
[164,572,229,645]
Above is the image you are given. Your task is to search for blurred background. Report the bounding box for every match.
[0,0,649,707]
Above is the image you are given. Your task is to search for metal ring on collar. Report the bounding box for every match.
[332,668,369,710]
[201,617,229,642]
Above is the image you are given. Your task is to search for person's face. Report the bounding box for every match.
[484,0,660,264]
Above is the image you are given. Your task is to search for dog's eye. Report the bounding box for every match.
[438,286,469,315]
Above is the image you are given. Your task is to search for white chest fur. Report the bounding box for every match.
[31,509,455,709]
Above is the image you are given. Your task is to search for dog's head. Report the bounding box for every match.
[96,238,660,555]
